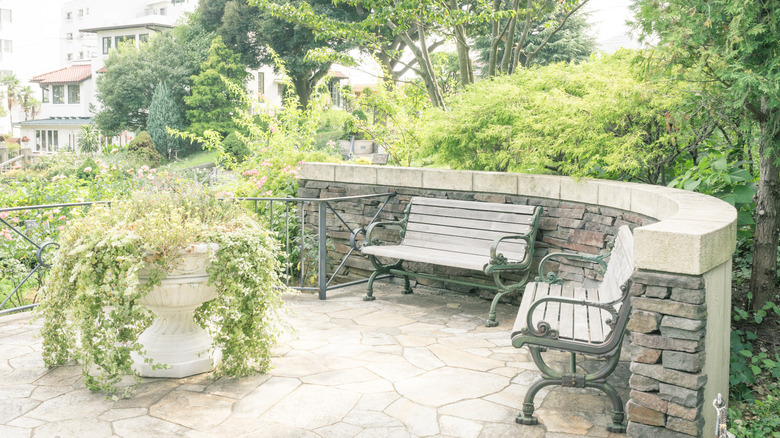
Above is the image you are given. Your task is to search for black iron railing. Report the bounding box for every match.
[0,193,394,316]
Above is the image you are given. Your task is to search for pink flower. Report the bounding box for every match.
[1,229,12,240]
[216,191,235,198]
[58,225,65,231]
[10,217,19,224]
[242,169,259,177]
[269,125,278,134]
[255,176,268,189]
[83,167,92,173]
[52,174,66,182]
[111,148,119,153]
[140,165,150,172]
[0,211,9,219]
[260,160,272,167]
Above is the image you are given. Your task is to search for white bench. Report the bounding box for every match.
[511,225,634,433]
[361,197,543,326]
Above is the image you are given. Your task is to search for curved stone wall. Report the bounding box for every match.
[300,163,737,437]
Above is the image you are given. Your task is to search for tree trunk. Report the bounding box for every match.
[487,0,503,76]
[448,0,473,86]
[291,77,312,110]
[749,108,780,311]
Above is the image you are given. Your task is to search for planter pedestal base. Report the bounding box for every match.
[133,243,219,378]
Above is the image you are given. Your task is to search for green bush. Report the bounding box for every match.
[221,132,250,164]
[76,157,99,180]
[127,131,162,167]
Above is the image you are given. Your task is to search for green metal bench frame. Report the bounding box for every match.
[361,197,543,327]
[511,226,634,433]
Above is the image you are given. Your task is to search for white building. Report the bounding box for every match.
[18,0,197,150]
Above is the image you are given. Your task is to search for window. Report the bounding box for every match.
[78,9,83,17]
[67,53,73,61]
[0,39,11,54]
[115,35,135,47]
[139,34,149,43]
[159,7,167,15]
[257,72,265,96]
[0,9,11,30]
[66,11,72,20]
[79,51,84,59]
[36,130,59,151]
[53,85,64,104]
[66,33,73,40]
[42,87,49,103]
[85,8,89,15]
[68,85,80,104]
[102,37,111,54]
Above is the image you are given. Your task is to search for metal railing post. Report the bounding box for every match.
[317,200,327,300]
[317,201,328,300]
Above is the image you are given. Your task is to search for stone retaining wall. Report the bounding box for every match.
[300,163,737,437]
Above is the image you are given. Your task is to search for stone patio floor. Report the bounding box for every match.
[0,281,630,438]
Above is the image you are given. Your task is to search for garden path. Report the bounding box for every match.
[0,282,629,437]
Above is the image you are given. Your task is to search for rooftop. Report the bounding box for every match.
[0,282,629,437]
[31,65,92,85]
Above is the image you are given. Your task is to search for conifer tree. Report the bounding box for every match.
[185,36,248,138]
[148,83,185,159]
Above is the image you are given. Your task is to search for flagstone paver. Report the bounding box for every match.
[0,283,629,437]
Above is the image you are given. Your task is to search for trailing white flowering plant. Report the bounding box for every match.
[39,184,287,396]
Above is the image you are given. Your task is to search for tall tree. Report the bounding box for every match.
[19,86,40,121]
[0,74,21,128]
[95,18,213,134]
[148,83,185,159]
[199,0,359,109]
[474,12,595,75]
[633,0,780,310]
[184,36,248,138]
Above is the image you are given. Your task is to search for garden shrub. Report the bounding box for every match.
[76,157,99,180]
[222,132,250,164]
[127,131,162,167]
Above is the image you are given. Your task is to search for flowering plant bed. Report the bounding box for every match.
[39,184,287,396]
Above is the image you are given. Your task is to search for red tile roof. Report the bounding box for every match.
[328,70,348,79]
[31,65,92,85]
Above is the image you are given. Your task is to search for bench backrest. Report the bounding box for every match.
[598,225,634,303]
[403,197,541,263]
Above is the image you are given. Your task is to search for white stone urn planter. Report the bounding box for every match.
[132,243,220,378]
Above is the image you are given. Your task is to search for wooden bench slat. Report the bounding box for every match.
[558,286,575,340]
[408,213,534,234]
[412,197,537,214]
[410,204,536,225]
[586,288,605,343]
[572,287,590,342]
[406,222,532,244]
[403,231,528,259]
[362,245,491,271]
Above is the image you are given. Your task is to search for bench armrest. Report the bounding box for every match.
[537,251,609,284]
[523,296,620,339]
[363,220,407,248]
[487,234,533,272]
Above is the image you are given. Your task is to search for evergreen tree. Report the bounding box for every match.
[184,36,248,138]
[148,83,185,159]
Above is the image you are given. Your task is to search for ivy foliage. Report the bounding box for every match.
[39,185,287,396]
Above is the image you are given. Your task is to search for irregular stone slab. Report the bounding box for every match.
[365,357,425,383]
[259,385,360,430]
[32,418,112,438]
[32,365,82,387]
[150,391,233,430]
[25,389,112,422]
[343,409,403,428]
[439,398,516,423]
[300,368,379,386]
[354,427,413,438]
[356,392,401,411]
[395,368,508,406]
[112,380,178,409]
[314,422,363,438]
[535,409,593,434]
[540,390,609,414]
[361,331,398,346]
[338,379,395,394]
[205,373,271,399]
[0,384,34,399]
[439,415,483,438]
[395,335,436,347]
[402,347,445,371]
[0,424,31,438]
[0,398,39,424]
[112,415,191,437]
[232,377,301,419]
[427,344,504,372]
[98,407,148,421]
[480,422,544,438]
[354,311,416,328]
[385,397,439,436]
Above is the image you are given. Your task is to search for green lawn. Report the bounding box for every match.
[163,150,219,171]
